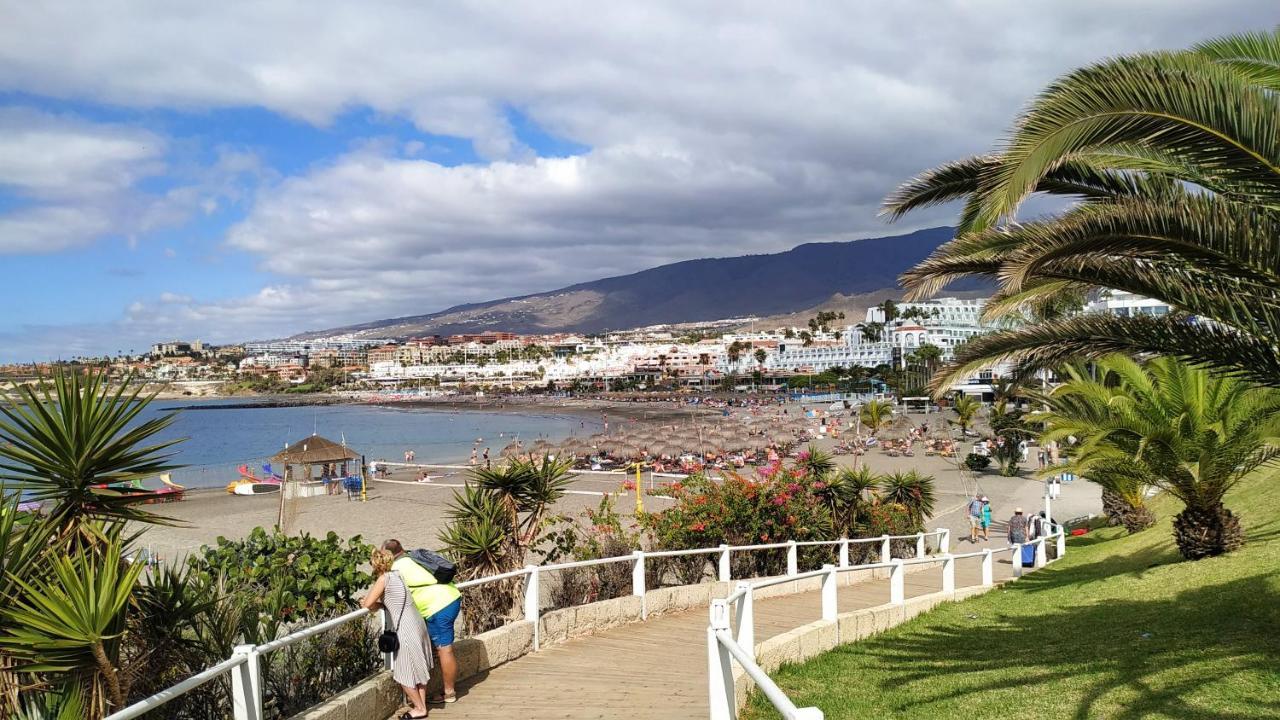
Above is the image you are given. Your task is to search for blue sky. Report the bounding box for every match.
[0,2,1269,362]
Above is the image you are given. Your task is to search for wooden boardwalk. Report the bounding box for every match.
[405,556,1016,719]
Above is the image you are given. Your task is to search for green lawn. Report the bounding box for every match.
[745,473,1280,719]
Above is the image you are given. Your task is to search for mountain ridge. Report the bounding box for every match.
[293,226,975,340]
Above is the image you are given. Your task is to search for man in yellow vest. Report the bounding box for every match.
[384,539,462,704]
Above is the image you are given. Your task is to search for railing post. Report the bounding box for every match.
[1011,544,1024,578]
[1035,537,1048,568]
[718,544,731,582]
[524,565,541,651]
[941,554,955,594]
[793,709,825,719]
[915,532,925,558]
[734,581,755,661]
[1056,527,1067,560]
[379,608,394,670]
[821,564,837,622]
[786,540,798,576]
[632,550,646,619]
[880,534,891,563]
[981,548,994,586]
[889,559,904,604]
[708,599,736,720]
[937,528,950,555]
[838,538,849,568]
[230,645,262,720]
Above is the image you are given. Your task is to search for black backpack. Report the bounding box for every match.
[408,549,457,584]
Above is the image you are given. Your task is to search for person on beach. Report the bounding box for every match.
[385,540,462,706]
[980,496,992,541]
[483,447,491,469]
[469,448,477,466]
[967,495,983,543]
[362,549,433,719]
[1007,508,1028,545]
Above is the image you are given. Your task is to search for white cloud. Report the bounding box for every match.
[0,1,1273,356]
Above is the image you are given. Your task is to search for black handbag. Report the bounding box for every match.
[377,575,410,653]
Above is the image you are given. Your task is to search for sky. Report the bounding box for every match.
[0,2,1273,361]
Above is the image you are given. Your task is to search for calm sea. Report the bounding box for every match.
[142,400,600,489]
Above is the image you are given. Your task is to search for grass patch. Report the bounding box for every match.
[745,472,1280,719]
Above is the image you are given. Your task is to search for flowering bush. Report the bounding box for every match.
[639,466,835,577]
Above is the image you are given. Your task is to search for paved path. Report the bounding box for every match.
[404,556,1017,719]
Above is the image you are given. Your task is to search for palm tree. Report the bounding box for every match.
[858,399,893,436]
[753,348,767,366]
[882,29,1280,391]
[877,300,898,324]
[950,394,982,434]
[878,470,937,527]
[1037,355,1280,558]
[0,370,182,540]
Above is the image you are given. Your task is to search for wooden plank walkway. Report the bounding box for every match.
[401,555,1017,719]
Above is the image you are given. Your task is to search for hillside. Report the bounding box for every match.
[296,227,979,340]
[747,471,1280,719]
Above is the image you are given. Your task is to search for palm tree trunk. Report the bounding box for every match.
[1172,502,1244,559]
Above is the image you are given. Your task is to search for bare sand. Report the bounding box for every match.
[137,403,1100,562]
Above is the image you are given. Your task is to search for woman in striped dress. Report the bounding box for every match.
[363,549,435,719]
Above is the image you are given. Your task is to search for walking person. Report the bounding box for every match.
[980,496,992,541]
[385,540,463,705]
[966,495,983,543]
[483,447,491,469]
[1007,507,1028,544]
[361,549,433,719]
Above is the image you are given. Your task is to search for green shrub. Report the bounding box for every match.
[964,452,991,472]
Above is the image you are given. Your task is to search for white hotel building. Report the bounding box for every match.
[757,297,993,374]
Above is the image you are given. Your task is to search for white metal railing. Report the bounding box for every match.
[103,529,947,720]
[707,528,1066,720]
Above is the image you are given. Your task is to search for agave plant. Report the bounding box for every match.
[0,369,183,540]
[1037,355,1280,558]
[882,29,1280,391]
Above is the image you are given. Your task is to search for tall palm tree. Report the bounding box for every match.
[1036,355,1280,558]
[0,370,182,540]
[949,394,982,434]
[858,399,893,436]
[882,29,1280,391]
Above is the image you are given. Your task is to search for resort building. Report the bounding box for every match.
[1084,290,1172,317]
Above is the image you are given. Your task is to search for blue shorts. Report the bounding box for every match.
[426,598,461,647]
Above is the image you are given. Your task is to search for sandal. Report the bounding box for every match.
[399,712,428,719]
[429,693,457,704]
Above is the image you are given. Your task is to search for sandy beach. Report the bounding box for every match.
[138,401,1100,563]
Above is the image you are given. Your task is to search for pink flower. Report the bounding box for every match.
[690,522,707,532]
[812,481,827,490]
[772,495,788,506]
[787,483,801,494]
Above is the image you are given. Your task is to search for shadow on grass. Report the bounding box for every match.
[849,572,1280,720]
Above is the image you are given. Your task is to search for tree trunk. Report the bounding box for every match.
[1100,488,1126,527]
[1172,503,1244,560]
[92,640,125,715]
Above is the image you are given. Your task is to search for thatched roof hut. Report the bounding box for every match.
[271,435,361,465]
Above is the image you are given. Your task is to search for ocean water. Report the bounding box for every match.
[142,400,601,489]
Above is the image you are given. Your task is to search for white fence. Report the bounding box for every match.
[708,529,1068,719]
[103,529,949,720]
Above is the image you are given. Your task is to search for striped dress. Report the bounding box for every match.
[384,571,434,686]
